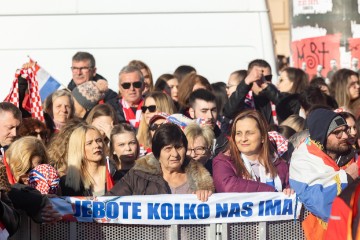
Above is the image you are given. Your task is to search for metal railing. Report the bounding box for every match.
[10,208,308,240]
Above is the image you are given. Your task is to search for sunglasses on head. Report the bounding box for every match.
[141,105,157,113]
[121,81,142,89]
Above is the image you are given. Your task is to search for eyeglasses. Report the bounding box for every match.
[141,105,157,113]
[149,122,164,131]
[331,127,350,139]
[264,75,272,81]
[121,81,143,89]
[70,67,92,72]
[186,146,208,155]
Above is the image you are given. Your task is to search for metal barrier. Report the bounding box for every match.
[10,208,308,240]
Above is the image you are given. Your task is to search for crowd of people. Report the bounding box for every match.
[1,51,360,239]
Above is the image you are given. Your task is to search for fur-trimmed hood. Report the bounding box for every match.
[133,153,215,192]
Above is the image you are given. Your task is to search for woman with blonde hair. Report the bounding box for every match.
[47,118,85,177]
[184,123,214,174]
[59,124,111,196]
[6,136,60,194]
[137,91,176,153]
[330,68,360,111]
[6,136,48,184]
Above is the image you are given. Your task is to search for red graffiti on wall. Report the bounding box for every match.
[291,34,341,78]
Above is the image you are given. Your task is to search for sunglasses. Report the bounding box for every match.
[149,123,163,131]
[264,75,272,82]
[141,105,157,113]
[121,81,142,89]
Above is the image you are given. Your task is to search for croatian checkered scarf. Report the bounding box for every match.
[268,131,288,159]
[4,65,44,122]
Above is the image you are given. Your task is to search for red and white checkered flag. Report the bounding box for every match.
[4,65,44,122]
[4,69,20,107]
[268,131,288,159]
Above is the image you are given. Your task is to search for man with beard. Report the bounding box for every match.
[289,107,359,240]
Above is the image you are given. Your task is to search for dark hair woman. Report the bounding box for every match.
[108,123,214,202]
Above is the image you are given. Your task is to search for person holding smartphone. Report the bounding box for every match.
[223,59,278,127]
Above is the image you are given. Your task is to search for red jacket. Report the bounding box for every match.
[326,178,360,240]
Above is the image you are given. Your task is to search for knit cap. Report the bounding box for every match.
[327,115,347,136]
[72,80,108,111]
[307,108,347,147]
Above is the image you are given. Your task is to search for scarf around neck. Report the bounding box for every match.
[121,98,144,128]
[241,153,282,191]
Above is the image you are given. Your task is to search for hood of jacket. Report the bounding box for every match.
[133,153,215,192]
[306,108,339,147]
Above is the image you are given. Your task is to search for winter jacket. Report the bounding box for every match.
[8,184,50,224]
[289,137,350,222]
[260,84,301,124]
[213,125,228,156]
[59,162,117,196]
[59,176,95,196]
[0,164,19,237]
[212,152,289,193]
[326,178,360,240]
[223,80,275,125]
[107,153,214,196]
[0,192,20,237]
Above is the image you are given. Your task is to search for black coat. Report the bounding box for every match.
[223,80,275,125]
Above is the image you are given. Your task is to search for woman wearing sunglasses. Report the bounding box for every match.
[18,118,50,145]
[137,92,176,155]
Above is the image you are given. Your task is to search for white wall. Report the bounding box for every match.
[0,0,276,100]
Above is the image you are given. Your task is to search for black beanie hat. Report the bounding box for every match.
[307,108,347,147]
